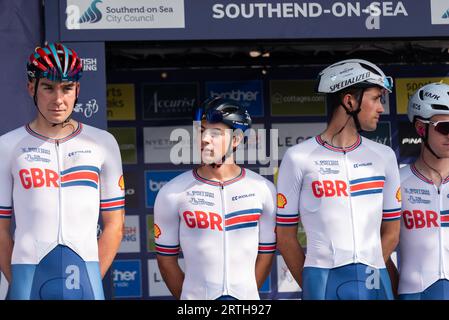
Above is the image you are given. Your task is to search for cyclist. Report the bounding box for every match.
[154,97,276,300]
[0,42,125,300]
[393,82,449,299]
[276,59,401,300]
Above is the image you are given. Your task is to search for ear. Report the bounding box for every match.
[232,129,244,148]
[415,121,426,137]
[27,80,35,98]
[342,93,355,111]
[75,82,80,98]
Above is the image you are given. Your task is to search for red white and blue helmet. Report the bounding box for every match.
[27,42,83,82]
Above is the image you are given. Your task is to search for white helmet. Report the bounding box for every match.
[316,59,393,94]
[408,82,449,122]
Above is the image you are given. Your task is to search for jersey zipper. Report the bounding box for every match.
[55,140,64,244]
[219,182,229,296]
[343,150,358,262]
[437,184,445,279]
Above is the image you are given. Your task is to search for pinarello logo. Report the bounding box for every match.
[118,175,125,190]
[277,193,287,209]
[154,223,161,239]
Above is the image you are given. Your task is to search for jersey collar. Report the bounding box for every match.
[411,163,449,185]
[315,135,362,153]
[25,122,83,144]
[192,167,246,187]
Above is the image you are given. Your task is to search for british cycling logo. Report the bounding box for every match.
[79,0,103,24]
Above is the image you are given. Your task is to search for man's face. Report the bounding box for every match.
[423,114,449,158]
[355,87,386,132]
[28,78,79,124]
[200,121,239,165]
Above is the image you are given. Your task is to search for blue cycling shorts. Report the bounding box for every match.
[399,279,449,300]
[8,245,104,300]
[302,263,394,300]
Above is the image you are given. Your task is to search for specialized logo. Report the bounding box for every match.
[329,72,371,92]
[119,175,125,190]
[79,0,103,24]
[154,223,161,239]
[277,193,287,208]
[396,187,401,202]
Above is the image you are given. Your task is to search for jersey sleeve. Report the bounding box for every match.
[258,180,277,254]
[153,183,181,256]
[99,132,125,213]
[276,148,302,227]
[0,138,13,219]
[382,149,402,221]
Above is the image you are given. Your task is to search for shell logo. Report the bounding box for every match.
[154,223,161,239]
[396,187,401,202]
[277,193,287,209]
[118,175,125,190]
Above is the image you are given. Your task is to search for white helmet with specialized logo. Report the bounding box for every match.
[316,59,393,94]
[407,82,449,122]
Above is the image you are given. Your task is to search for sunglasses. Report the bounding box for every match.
[420,120,449,135]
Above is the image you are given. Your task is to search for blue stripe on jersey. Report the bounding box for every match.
[384,208,402,213]
[101,196,125,203]
[349,176,385,185]
[440,210,449,216]
[225,222,258,231]
[225,208,263,219]
[351,189,383,197]
[61,181,98,189]
[101,206,125,211]
[441,223,449,227]
[60,165,100,175]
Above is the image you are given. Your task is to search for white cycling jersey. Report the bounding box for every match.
[154,168,276,300]
[0,123,125,264]
[398,164,449,294]
[276,135,401,269]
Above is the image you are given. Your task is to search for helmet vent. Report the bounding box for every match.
[419,90,425,100]
[431,104,449,111]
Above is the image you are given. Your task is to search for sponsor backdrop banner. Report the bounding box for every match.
[108,127,138,164]
[68,41,107,129]
[142,83,199,120]
[361,121,392,147]
[53,0,449,42]
[270,80,326,116]
[107,84,136,120]
[272,122,327,157]
[395,77,449,114]
[105,63,449,300]
[205,80,264,117]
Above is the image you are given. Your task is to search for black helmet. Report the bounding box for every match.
[194,97,252,132]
